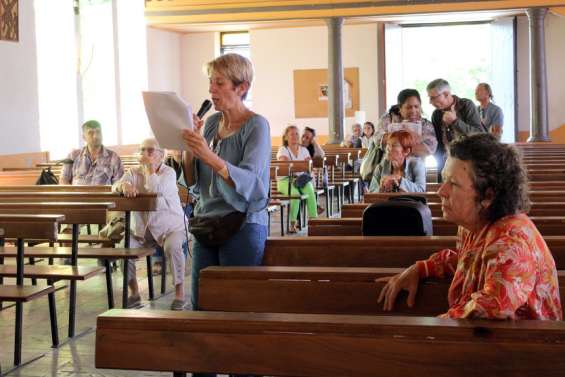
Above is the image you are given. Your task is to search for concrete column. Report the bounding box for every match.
[326,17,345,144]
[527,7,551,142]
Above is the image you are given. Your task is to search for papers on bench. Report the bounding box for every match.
[388,121,422,136]
[142,91,193,151]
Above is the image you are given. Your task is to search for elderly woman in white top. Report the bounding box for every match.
[112,138,187,310]
[277,125,321,233]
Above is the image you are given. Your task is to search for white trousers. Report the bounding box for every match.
[127,229,187,286]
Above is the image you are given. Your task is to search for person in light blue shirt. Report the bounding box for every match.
[369,130,426,193]
[182,53,271,328]
[476,83,504,140]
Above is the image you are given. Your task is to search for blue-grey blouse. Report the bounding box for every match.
[193,112,271,226]
[368,156,426,193]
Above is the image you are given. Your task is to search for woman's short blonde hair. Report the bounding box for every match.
[205,53,254,100]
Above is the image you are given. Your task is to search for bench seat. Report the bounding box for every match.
[0,246,154,259]
[0,265,104,281]
[0,285,55,302]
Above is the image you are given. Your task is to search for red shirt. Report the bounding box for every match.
[416,213,562,320]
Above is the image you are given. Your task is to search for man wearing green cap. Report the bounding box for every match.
[60,120,124,185]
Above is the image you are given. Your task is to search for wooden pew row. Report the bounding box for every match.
[0,214,61,370]
[261,236,565,269]
[0,151,50,170]
[197,266,565,317]
[0,193,160,304]
[96,309,565,377]
[364,191,565,204]
[307,217,565,237]
[0,202,111,339]
[341,201,565,218]
[0,184,111,192]
[426,181,565,192]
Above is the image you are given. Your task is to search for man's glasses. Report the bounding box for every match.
[140,147,160,155]
[428,92,446,101]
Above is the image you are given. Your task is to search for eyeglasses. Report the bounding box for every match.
[140,147,160,155]
[428,92,446,101]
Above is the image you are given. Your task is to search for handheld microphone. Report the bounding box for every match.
[196,99,213,119]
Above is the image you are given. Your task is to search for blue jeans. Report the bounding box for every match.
[191,222,267,310]
[190,223,266,377]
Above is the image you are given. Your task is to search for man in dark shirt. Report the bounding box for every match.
[427,79,486,180]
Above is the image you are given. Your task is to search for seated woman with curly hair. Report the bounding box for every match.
[377,133,562,320]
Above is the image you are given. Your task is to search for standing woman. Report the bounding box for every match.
[181,54,271,321]
[375,89,437,157]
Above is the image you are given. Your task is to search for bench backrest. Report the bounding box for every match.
[0,214,63,240]
[307,217,565,237]
[95,308,565,376]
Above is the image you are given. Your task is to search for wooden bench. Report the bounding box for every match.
[0,214,61,371]
[364,191,565,204]
[271,161,313,228]
[341,201,565,218]
[0,202,111,338]
[0,151,50,170]
[0,184,111,192]
[95,309,565,377]
[198,266,565,317]
[307,216,565,237]
[0,191,163,299]
[426,181,565,192]
[261,236,565,269]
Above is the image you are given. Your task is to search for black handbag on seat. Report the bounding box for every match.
[362,195,433,236]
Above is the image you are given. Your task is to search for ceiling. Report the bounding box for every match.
[149,8,525,33]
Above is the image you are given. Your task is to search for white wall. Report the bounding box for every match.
[180,32,217,111]
[147,27,182,94]
[251,24,379,140]
[0,0,41,154]
[173,24,379,140]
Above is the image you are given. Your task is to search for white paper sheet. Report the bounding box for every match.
[388,121,422,136]
[142,91,193,151]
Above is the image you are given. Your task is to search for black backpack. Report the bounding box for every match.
[362,195,433,236]
[36,167,59,185]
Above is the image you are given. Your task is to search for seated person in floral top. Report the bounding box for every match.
[60,120,124,185]
[377,133,562,320]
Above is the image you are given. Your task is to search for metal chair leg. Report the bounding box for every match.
[105,260,114,309]
[147,256,155,300]
[47,280,59,348]
[14,302,23,365]
[161,253,167,295]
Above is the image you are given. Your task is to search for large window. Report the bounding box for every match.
[220,31,252,107]
[220,31,250,57]
[35,0,149,156]
[385,19,515,143]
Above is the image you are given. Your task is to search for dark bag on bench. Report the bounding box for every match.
[362,195,433,236]
[36,167,59,185]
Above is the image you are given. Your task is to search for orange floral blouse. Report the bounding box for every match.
[416,213,562,320]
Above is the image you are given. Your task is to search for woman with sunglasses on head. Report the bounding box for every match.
[181,54,271,331]
[112,138,187,310]
[368,130,426,193]
[277,125,323,233]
